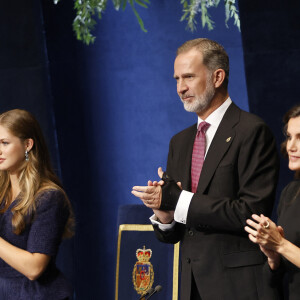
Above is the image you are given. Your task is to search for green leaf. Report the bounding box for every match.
[180,10,189,22]
[135,0,148,9]
[130,3,147,32]
[56,0,240,45]
[223,0,240,30]
[200,1,214,30]
[121,0,127,10]
[112,0,122,9]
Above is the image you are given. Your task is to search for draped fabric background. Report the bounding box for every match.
[239,0,300,201]
[0,0,298,298]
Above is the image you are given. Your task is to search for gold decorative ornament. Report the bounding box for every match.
[132,245,154,296]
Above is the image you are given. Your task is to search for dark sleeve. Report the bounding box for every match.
[153,222,185,244]
[187,122,279,232]
[277,183,290,217]
[263,183,295,299]
[27,190,69,255]
[263,260,285,299]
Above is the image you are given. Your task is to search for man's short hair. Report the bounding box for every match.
[177,38,229,88]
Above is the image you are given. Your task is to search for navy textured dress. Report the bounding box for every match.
[0,189,73,299]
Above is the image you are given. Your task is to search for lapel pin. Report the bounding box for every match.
[226,137,231,143]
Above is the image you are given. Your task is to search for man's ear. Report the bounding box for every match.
[25,138,34,152]
[213,69,226,88]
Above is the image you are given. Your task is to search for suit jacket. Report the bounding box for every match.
[154,103,279,300]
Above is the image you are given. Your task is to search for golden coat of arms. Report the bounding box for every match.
[132,245,154,296]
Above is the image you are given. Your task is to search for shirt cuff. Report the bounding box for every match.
[149,214,176,231]
[174,190,193,224]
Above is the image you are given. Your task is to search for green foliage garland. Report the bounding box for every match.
[54,0,240,45]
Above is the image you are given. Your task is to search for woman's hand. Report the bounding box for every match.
[244,214,285,270]
[245,214,284,251]
[245,214,300,269]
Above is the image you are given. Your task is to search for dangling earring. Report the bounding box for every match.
[25,150,29,161]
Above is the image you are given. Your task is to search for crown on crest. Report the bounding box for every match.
[136,246,152,262]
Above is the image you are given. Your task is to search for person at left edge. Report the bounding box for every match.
[0,109,74,299]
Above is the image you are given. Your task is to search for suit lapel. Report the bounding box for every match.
[197,103,240,194]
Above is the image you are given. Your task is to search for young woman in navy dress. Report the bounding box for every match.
[0,109,74,299]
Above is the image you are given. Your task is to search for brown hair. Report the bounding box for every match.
[0,109,74,237]
[281,105,300,178]
[177,38,229,88]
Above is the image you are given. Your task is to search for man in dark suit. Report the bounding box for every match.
[132,38,279,299]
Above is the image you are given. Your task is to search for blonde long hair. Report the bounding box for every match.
[0,109,74,238]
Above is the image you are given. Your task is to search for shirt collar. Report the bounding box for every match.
[197,97,232,129]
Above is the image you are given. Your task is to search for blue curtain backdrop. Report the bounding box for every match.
[0,0,299,298]
[41,1,247,299]
[42,1,248,299]
[238,0,300,198]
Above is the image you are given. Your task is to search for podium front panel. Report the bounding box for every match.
[115,224,179,300]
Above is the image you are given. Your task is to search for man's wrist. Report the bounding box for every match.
[156,216,173,224]
[160,181,181,210]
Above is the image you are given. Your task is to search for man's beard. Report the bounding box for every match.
[181,76,215,114]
